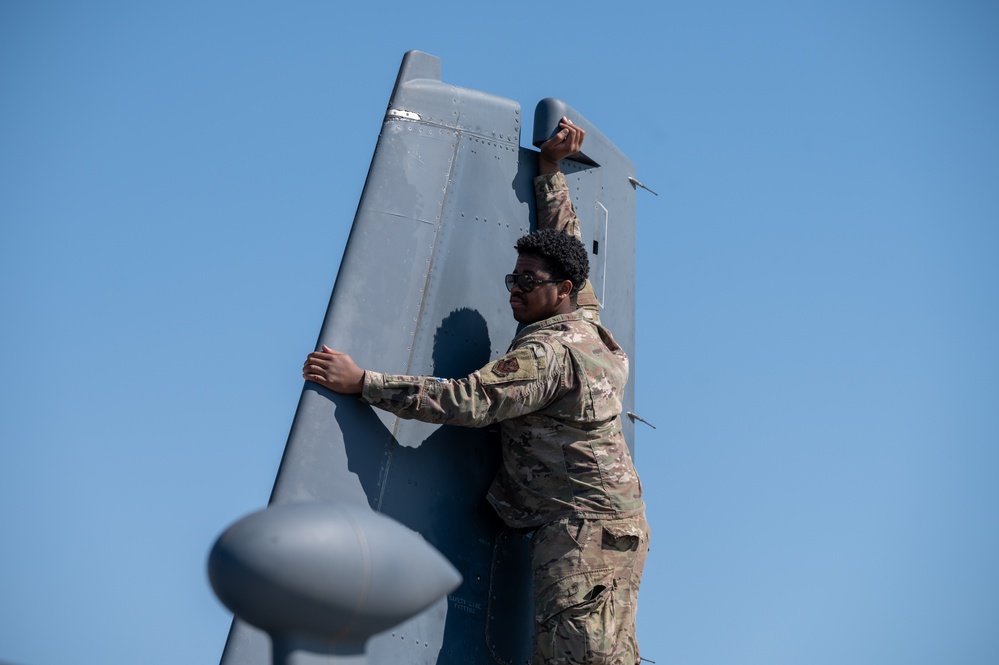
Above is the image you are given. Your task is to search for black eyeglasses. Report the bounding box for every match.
[505,273,562,293]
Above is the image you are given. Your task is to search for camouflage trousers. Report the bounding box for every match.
[530,513,650,665]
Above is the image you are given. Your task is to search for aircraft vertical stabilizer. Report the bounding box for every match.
[217,50,638,665]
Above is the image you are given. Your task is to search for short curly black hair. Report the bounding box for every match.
[514,228,590,296]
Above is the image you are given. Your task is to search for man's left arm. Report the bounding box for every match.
[304,343,563,428]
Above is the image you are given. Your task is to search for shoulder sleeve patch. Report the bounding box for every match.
[481,348,539,385]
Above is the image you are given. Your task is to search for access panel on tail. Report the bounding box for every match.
[217,50,638,665]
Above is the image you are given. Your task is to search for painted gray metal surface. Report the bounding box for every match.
[210,501,461,664]
[217,50,638,665]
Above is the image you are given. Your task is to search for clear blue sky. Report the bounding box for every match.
[2,2,997,664]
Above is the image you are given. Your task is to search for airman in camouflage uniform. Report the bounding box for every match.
[304,118,649,664]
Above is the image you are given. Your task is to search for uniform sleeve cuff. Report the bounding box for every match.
[361,370,384,403]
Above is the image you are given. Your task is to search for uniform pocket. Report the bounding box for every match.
[535,568,618,665]
[601,521,643,552]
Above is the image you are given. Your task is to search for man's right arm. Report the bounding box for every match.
[535,171,581,238]
[535,117,600,313]
[536,115,584,237]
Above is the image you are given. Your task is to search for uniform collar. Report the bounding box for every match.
[512,308,593,342]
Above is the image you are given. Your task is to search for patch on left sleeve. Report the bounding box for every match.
[494,357,520,376]
[481,348,539,384]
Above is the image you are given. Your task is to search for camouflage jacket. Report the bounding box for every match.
[361,309,643,527]
[360,172,643,527]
